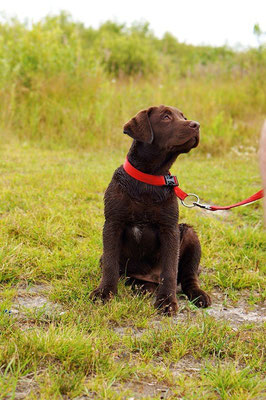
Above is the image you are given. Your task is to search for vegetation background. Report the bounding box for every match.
[0,12,265,152]
[0,12,265,400]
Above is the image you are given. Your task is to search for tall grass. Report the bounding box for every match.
[0,12,265,153]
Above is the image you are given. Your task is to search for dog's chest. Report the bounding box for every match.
[132,226,142,242]
[126,197,179,227]
[128,203,160,225]
[123,223,159,256]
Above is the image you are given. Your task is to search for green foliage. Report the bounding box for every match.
[97,31,158,76]
[0,14,84,87]
[0,12,265,153]
[0,12,265,83]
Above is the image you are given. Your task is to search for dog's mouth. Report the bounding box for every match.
[177,135,199,148]
[174,136,199,154]
[192,135,199,148]
[167,131,200,152]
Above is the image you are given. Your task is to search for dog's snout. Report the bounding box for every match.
[189,121,200,129]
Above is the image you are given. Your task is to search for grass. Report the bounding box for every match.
[0,142,265,399]
[0,13,265,399]
[1,72,265,154]
[0,14,265,153]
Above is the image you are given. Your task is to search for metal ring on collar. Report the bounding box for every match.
[181,193,199,208]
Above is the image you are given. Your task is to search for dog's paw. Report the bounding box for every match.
[89,286,115,303]
[155,296,178,316]
[187,289,211,308]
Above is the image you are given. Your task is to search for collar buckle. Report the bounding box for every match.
[164,174,179,186]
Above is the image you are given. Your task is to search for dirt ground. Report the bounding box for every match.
[9,284,265,400]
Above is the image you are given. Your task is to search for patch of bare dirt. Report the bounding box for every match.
[170,355,203,377]
[112,380,172,399]
[206,291,266,328]
[113,326,146,338]
[113,289,265,339]
[13,373,39,400]
[10,284,64,324]
[13,295,52,310]
[173,290,266,329]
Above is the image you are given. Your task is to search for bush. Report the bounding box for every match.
[0,13,265,152]
[97,33,159,76]
[0,14,84,87]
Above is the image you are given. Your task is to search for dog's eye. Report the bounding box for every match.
[163,114,171,120]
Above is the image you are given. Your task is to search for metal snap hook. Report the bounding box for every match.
[181,193,199,208]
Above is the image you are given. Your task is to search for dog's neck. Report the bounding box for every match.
[127,141,179,175]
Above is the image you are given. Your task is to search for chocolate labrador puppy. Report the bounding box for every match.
[91,105,211,315]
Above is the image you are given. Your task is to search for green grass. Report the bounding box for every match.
[0,143,265,399]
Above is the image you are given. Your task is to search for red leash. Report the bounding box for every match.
[123,158,264,212]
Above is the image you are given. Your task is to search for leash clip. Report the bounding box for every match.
[181,193,212,210]
[193,201,212,210]
[181,193,199,208]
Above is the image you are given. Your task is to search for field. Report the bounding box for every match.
[0,13,265,400]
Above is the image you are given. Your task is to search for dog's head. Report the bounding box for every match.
[123,105,200,154]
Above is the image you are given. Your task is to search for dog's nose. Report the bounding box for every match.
[189,121,200,129]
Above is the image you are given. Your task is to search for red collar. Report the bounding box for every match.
[123,157,188,200]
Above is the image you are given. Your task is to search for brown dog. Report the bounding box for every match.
[91,105,211,315]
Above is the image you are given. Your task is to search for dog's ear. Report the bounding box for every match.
[123,107,155,144]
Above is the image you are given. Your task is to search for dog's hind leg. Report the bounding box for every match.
[121,258,160,294]
[177,224,211,307]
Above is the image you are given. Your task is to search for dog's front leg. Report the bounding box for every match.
[154,228,179,315]
[90,220,122,302]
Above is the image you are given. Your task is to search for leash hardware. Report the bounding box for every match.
[164,174,178,186]
[193,201,212,210]
[181,193,199,208]
[181,194,212,210]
